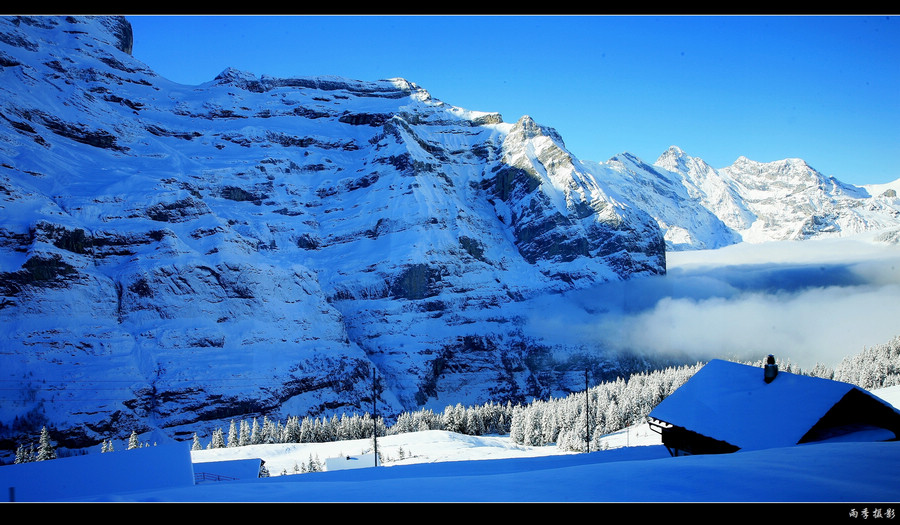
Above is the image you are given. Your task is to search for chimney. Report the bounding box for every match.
[764,354,778,383]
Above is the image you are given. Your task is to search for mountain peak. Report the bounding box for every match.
[664,145,686,157]
[510,115,565,146]
[655,146,692,170]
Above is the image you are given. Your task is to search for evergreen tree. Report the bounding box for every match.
[465,408,486,436]
[239,419,251,446]
[249,417,261,445]
[14,443,34,464]
[522,405,543,446]
[306,454,323,473]
[262,416,277,444]
[127,430,140,450]
[283,416,301,443]
[210,427,226,449]
[191,433,202,451]
[299,417,314,443]
[318,416,335,442]
[227,419,238,447]
[36,426,56,461]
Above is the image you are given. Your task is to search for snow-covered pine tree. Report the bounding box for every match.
[335,413,349,441]
[465,407,486,436]
[808,362,835,380]
[442,403,467,434]
[318,416,335,442]
[210,427,226,449]
[540,401,560,445]
[261,416,277,444]
[227,419,238,447]
[351,413,367,440]
[328,414,340,441]
[127,430,140,450]
[508,405,526,443]
[391,411,413,435]
[192,433,202,451]
[36,426,56,461]
[521,404,544,446]
[299,416,314,443]
[307,454,323,473]
[14,443,34,463]
[283,416,301,443]
[239,419,251,446]
[250,417,261,445]
[834,335,900,389]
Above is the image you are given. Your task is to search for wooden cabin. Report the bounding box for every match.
[647,358,900,457]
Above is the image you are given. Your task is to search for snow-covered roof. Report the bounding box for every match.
[648,359,895,451]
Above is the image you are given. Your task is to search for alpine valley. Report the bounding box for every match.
[1,16,898,457]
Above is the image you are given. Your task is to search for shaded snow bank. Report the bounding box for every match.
[74,440,900,503]
[1,442,194,502]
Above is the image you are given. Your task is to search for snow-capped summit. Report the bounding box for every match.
[654,145,692,172]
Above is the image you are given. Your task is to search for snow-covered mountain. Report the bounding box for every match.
[581,145,900,250]
[3,15,897,458]
[0,16,669,454]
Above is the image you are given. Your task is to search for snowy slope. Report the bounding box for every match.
[3,381,898,503]
[6,426,899,503]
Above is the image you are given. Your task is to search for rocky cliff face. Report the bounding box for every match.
[0,16,667,453]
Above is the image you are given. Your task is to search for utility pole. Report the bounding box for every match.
[372,368,379,466]
[585,369,590,454]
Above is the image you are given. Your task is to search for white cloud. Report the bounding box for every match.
[526,237,900,370]
[602,283,900,369]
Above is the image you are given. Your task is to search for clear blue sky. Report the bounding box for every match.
[127,15,900,185]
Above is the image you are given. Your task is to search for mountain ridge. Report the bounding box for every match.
[579,144,900,250]
[1,15,898,457]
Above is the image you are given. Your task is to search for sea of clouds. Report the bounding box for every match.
[525,234,900,370]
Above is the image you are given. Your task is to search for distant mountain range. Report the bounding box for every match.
[1,15,897,456]
[580,146,900,250]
